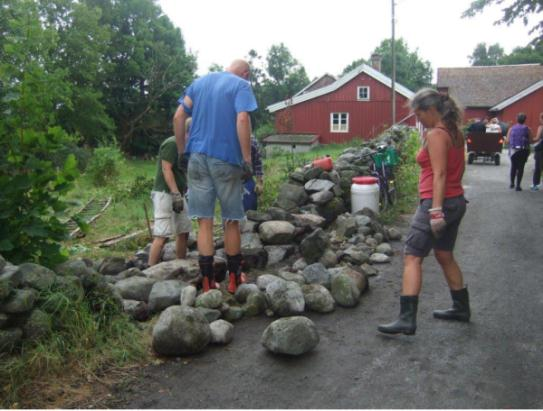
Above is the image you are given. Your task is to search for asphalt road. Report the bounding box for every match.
[115,151,543,409]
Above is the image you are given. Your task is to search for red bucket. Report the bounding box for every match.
[312,156,333,171]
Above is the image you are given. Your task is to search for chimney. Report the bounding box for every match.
[371,53,382,72]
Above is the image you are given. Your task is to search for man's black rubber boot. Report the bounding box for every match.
[377,295,418,335]
[433,287,471,322]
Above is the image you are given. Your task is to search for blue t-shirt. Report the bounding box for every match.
[180,72,258,165]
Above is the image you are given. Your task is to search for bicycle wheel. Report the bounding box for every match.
[387,179,397,206]
[379,180,389,211]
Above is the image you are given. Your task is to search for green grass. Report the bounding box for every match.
[0,284,147,408]
[64,134,419,259]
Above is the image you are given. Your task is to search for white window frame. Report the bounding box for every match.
[357,86,370,101]
[330,112,349,133]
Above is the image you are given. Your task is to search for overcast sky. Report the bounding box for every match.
[157,0,535,82]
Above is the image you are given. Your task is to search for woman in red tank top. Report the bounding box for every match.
[378,89,470,336]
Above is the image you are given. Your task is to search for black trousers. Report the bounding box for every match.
[533,150,542,186]
[510,149,529,188]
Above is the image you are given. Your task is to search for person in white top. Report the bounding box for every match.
[486,117,503,134]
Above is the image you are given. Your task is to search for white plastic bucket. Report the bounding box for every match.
[351,176,380,214]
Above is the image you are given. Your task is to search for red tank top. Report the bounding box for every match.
[416,128,465,199]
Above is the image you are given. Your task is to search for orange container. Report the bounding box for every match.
[312,156,333,171]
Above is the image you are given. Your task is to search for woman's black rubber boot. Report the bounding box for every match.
[433,287,471,322]
[377,295,418,335]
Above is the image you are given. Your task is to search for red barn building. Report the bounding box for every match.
[437,64,543,132]
[266,63,416,145]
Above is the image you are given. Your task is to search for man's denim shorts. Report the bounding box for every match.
[187,153,244,221]
[404,195,467,257]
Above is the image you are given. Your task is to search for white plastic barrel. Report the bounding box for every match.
[351,176,380,214]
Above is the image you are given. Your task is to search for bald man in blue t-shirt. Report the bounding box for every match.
[173,59,258,293]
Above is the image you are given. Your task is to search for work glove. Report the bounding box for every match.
[241,161,253,182]
[429,208,446,238]
[171,191,184,213]
[178,153,189,173]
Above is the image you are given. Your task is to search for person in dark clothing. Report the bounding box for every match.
[506,113,533,191]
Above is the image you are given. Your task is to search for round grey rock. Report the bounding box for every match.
[256,274,284,291]
[330,273,361,307]
[148,280,186,313]
[302,263,331,289]
[180,285,197,306]
[369,253,392,264]
[0,289,37,314]
[114,276,156,302]
[261,316,319,355]
[209,320,234,345]
[195,289,223,309]
[302,284,335,313]
[152,306,210,356]
[234,283,260,304]
[17,263,56,291]
[265,280,305,317]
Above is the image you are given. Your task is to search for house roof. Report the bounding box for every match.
[293,74,336,97]
[263,134,319,145]
[490,79,543,111]
[267,63,415,113]
[437,64,543,108]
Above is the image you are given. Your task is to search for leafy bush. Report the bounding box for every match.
[50,142,93,172]
[86,145,126,187]
[114,175,155,201]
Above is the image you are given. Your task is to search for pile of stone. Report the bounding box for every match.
[0,254,123,354]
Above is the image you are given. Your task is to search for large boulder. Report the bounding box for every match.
[152,306,211,356]
[317,197,347,224]
[122,299,149,321]
[55,258,97,278]
[329,266,368,294]
[274,183,308,211]
[143,259,200,282]
[114,277,156,302]
[256,274,284,291]
[291,213,326,230]
[304,179,335,193]
[241,232,263,250]
[261,316,319,355]
[339,245,370,265]
[98,257,126,276]
[148,280,187,313]
[302,263,332,289]
[309,190,334,205]
[259,221,296,245]
[302,284,335,313]
[17,263,56,291]
[265,280,305,317]
[264,245,295,266]
[195,290,223,309]
[234,283,260,304]
[0,289,37,314]
[333,215,359,239]
[330,273,361,307]
[300,228,329,264]
[243,291,268,317]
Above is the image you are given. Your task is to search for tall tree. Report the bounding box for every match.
[463,0,543,45]
[262,43,309,106]
[341,58,367,76]
[87,0,197,154]
[499,42,543,63]
[342,38,432,91]
[38,0,114,146]
[469,42,505,65]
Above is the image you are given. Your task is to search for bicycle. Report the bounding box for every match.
[369,145,398,211]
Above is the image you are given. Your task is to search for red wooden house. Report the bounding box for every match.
[437,64,543,132]
[266,63,416,144]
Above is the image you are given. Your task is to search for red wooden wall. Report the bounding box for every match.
[274,72,414,144]
[498,87,543,133]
